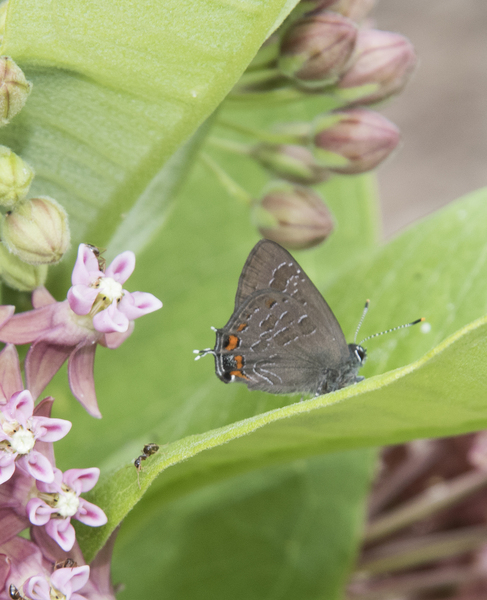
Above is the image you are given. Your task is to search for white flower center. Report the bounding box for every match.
[55,488,80,518]
[9,426,35,455]
[97,277,123,302]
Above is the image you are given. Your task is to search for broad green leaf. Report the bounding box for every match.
[112,451,376,600]
[0,0,300,289]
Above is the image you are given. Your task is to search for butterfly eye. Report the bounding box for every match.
[354,346,367,364]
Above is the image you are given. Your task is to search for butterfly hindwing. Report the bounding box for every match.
[214,289,352,394]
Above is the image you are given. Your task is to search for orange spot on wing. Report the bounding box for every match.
[230,370,249,380]
[234,355,244,369]
[237,323,247,332]
[225,335,239,351]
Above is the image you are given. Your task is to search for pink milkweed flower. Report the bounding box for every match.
[31,526,119,600]
[0,390,71,486]
[0,244,162,418]
[24,564,90,600]
[0,344,71,486]
[0,394,61,547]
[0,537,52,599]
[68,244,161,334]
[27,468,107,552]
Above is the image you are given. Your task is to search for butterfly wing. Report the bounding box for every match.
[235,240,347,349]
[214,288,354,394]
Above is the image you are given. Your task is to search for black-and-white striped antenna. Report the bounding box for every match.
[193,326,218,360]
[354,299,424,345]
[354,299,370,343]
[193,348,214,360]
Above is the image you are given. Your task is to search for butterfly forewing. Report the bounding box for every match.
[235,240,347,347]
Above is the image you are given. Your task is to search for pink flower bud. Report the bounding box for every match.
[336,29,417,105]
[279,10,358,87]
[312,108,400,174]
[0,56,32,125]
[252,183,334,250]
[251,144,330,184]
[2,196,71,265]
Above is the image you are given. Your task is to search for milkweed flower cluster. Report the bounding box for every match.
[0,243,162,599]
[217,0,416,250]
[0,244,162,418]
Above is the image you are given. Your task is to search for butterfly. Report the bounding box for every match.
[195,239,373,395]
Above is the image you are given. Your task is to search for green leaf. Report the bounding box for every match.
[112,451,376,600]
[0,0,300,288]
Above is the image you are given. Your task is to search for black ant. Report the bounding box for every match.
[134,443,159,487]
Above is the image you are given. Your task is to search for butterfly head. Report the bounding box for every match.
[349,343,367,367]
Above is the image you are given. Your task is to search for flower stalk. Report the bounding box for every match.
[200,153,253,206]
[359,525,487,575]
[365,469,487,543]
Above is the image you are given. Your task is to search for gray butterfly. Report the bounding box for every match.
[195,240,366,395]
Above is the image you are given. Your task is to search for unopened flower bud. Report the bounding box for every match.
[325,0,376,22]
[2,196,70,265]
[0,242,47,291]
[0,146,34,208]
[0,57,32,125]
[279,10,357,87]
[252,144,330,184]
[312,108,400,174]
[252,183,334,250]
[336,29,417,105]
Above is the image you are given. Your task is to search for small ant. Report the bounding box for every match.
[134,443,159,488]
[54,558,77,570]
[9,584,26,600]
[85,244,107,272]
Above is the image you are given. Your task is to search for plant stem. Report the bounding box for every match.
[236,67,284,87]
[199,153,252,206]
[226,87,311,107]
[365,469,487,543]
[348,564,483,600]
[368,439,440,518]
[207,137,251,156]
[359,524,487,574]
[216,117,306,145]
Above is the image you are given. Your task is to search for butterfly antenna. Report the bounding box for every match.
[193,349,215,361]
[359,317,425,345]
[354,300,370,343]
[193,326,218,360]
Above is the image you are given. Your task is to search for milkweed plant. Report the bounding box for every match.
[0,1,485,599]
